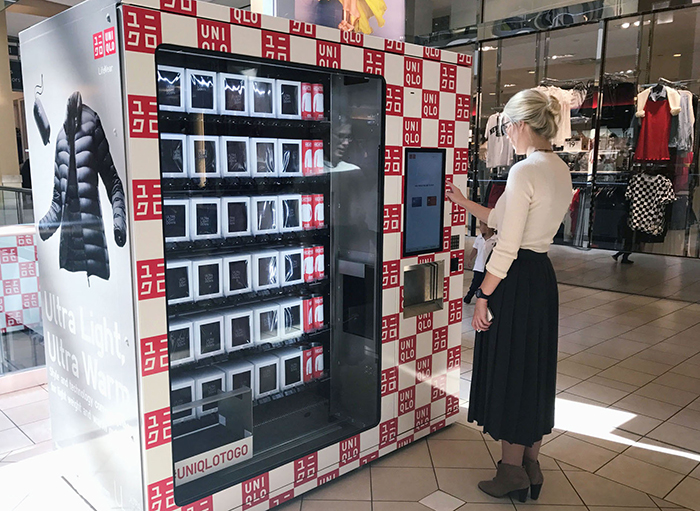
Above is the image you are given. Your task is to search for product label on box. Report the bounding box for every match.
[312,194,324,228]
[312,141,324,175]
[312,345,324,378]
[312,83,324,119]
[301,194,314,228]
[175,434,253,485]
[301,83,313,119]
[302,142,314,176]
[303,248,315,282]
[314,246,324,280]
[303,346,314,382]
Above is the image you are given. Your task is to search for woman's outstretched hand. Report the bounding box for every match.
[472,298,493,332]
[445,183,466,205]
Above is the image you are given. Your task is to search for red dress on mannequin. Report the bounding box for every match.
[635,97,671,162]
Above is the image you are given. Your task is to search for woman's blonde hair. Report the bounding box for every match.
[503,88,561,141]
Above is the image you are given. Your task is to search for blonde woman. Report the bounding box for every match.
[446,89,572,502]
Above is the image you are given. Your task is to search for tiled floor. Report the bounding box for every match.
[3,282,700,510]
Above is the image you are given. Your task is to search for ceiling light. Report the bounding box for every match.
[503,84,516,88]
[528,70,535,74]
[674,53,682,57]
[621,22,630,29]
[482,45,497,52]
[634,20,640,27]
[489,92,496,95]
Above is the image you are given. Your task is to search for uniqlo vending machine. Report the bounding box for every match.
[21,1,472,509]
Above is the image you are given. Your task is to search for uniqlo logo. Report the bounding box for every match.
[242,473,269,510]
[450,251,465,276]
[417,254,434,264]
[416,355,432,384]
[144,407,171,449]
[439,120,455,147]
[414,404,431,432]
[440,63,457,93]
[133,180,162,221]
[399,336,416,365]
[231,9,261,27]
[19,262,36,278]
[270,491,294,508]
[422,90,439,119]
[386,85,403,116]
[147,478,176,511]
[446,394,460,417]
[93,31,104,59]
[443,276,450,301]
[160,0,196,15]
[403,117,421,146]
[417,313,433,334]
[4,279,20,296]
[443,227,452,252]
[447,346,461,371]
[381,367,398,396]
[397,435,413,449]
[141,335,169,377]
[385,146,402,175]
[185,498,213,511]
[294,453,317,487]
[382,314,399,344]
[458,53,473,67]
[454,148,469,174]
[22,293,39,309]
[123,6,162,54]
[379,418,398,449]
[451,200,466,225]
[432,375,447,402]
[449,298,463,325]
[432,326,448,353]
[341,30,363,46]
[424,46,441,61]
[364,49,384,75]
[383,205,401,233]
[318,469,339,485]
[361,451,379,465]
[198,19,230,52]
[104,27,116,56]
[128,95,158,138]
[340,435,360,467]
[16,235,33,246]
[456,94,471,121]
[0,248,17,264]
[6,310,22,328]
[431,419,446,433]
[262,31,290,61]
[398,386,415,415]
[382,260,400,289]
[404,57,423,88]
[317,40,341,68]
[385,39,404,54]
[290,20,316,38]
[137,259,165,300]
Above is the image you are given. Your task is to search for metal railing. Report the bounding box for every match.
[0,185,34,226]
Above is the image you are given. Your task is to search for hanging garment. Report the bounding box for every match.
[39,92,127,280]
[569,188,581,237]
[537,85,586,147]
[635,92,672,162]
[669,90,695,152]
[636,86,681,117]
[484,113,514,168]
[626,173,675,236]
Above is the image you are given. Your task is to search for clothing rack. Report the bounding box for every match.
[640,77,700,96]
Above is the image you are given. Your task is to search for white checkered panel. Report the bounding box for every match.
[0,233,40,333]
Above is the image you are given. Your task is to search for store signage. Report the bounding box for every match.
[10,61,23,92]
[379,418,398,449]
[398,335,416,364]
[242,472,269,510]
[447,346,461,371]
[432,326,448,353]
[339,434,360,467]
[294,453,317,486]
[415,355,432,384]
[398,386,415,415]
[414,404,431,432]
[431,374,446,402]
[175,435,253,485]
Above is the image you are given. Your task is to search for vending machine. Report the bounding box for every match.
[20,0,472,509]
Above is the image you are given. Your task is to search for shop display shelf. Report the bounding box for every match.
[161,176,330,195]
[253,374,330,408]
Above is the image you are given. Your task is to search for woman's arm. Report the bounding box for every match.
[472,271,502,331]
[445,183,492,225]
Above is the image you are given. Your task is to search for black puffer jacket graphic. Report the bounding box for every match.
[39,92,126,280]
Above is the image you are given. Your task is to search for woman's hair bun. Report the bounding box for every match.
[503,88,561,141]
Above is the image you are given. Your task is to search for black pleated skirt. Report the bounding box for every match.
[468,249,559,447]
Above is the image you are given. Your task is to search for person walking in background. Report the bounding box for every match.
[464,222,497,304]
[446,88,572,503]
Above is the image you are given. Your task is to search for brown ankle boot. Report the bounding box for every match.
[523,458,544,500]
[478,462,530,502]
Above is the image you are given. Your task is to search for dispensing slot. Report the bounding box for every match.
[403,260,444,318]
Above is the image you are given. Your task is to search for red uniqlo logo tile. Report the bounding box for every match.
[432,375,447,402]
[197,19,230,52]
[364,49,384,75]
[4,279,20,296]
[379,418,398,449]
[456,94,471,121]
[93,31,104,59]
[432,326,448,353]
[361,451,379,465]
[385,146,402,175]
[144,407,171,449]
[19,262,36,278]
[262,31,290,61]
[270,491,294,508]
[22,293,39,309]
[385,39,404,54]
[403,117,421,147]
[439,120,455,147]
[160,0,196,15]
[231,9,261,27]
[294,453,317,487]
[447,346,461,371]
[454,148,469,174]
[399,336,416,365]
[447,394,460,417]
[458,53,473,67]
[416,356,432,384]
[422,90,439,119]
[290,20,315,38]
[443,276,450,301]
[449,298,463,324]
[104,27,116,56]
[147,478,177,511]
[339,435,360,467]
[417,254,434,264]
[137,259,165,300]
[341,31,363,46]
[242,473,269,510]
[123,6,162,54]
[6,310,22,328]
[398,386,415,415]
[417,313,433,334]
[451,200,466,225]
[16,235,33,246]
[404,57,423,88]
[133,180,162,221]
[450,250,465,275]
[381,366,398,396]
[414,404,431,432]
[0,248,17,263]
[440,63,457,93]
[386,85,403,116]
[424,46,441,61]
[383,205,401,233]
[141,335,169,377]
[382,260,400,289]
[317,40,341,68]
[128,95,158,138]
[318,469,339,485]
[443,227,452,252]
[397,435,413,448]
[382,314,399,344]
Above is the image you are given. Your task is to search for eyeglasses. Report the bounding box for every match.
[499,115,514,136]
